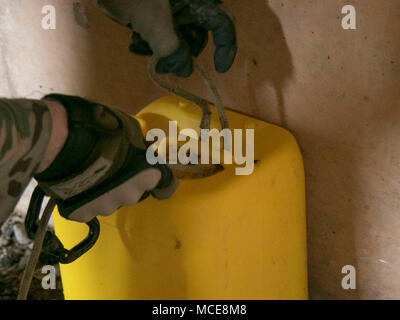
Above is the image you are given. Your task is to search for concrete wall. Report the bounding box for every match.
[0,0,399,299]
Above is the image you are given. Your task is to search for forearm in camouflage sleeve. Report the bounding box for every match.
[0,99,52,223]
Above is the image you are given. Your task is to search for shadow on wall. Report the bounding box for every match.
[298,129,361,300]
[227,0,293,128]
[70,0,294,125]
[73,0,166,113]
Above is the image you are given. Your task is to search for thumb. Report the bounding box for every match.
[129,0,180,58]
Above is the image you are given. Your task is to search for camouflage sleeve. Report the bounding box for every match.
[0,99,52,223]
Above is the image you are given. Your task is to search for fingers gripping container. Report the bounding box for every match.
[53,96,308,299]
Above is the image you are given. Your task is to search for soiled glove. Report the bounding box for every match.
[93,0,237,77]
[35,94,177,223]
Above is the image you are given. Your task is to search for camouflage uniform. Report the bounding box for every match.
[0,99,52,224]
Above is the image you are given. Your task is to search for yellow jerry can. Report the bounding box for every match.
[53,96,308,300]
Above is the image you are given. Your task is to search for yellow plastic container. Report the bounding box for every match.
[53,96,308,300]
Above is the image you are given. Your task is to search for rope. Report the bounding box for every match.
[148,57,229,130]
[194,61,229,129]
[17,198,56,300]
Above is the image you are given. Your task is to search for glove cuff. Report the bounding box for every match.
[36,94,121,182]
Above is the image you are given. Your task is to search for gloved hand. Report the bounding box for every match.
[35,94,178,223]
[93,0,237,77]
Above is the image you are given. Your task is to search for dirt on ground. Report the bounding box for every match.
[0,212,64,300]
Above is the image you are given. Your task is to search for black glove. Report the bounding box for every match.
[128,0,238,77]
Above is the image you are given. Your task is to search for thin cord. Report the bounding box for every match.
[148,57,229,130]
[194,61,229,129]
[18,198,56,300]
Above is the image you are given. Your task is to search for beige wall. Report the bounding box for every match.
[1,0,399,299]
